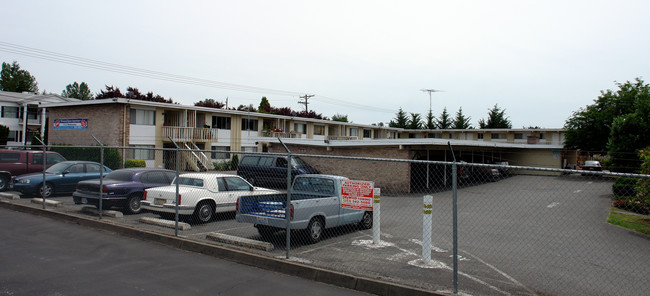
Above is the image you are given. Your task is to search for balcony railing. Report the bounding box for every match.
[163,126,218,142]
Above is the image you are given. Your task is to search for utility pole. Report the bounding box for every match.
[298,94,314,113]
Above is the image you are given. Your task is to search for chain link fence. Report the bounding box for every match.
[1,143,648,296]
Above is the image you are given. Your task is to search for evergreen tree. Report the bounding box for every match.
[452,107,472,129]
[478,104,512,129]
[407,113,423,129]
[61,81,93,100]
[425,110,435,129]
[436,107,452,129]
[258,97,271,113]
[332,114,349,122]
[389,108,409,128]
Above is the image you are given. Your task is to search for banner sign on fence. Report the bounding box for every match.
[341,180,374,210]
[53,118,88,130]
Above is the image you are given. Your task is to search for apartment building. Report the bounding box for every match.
[0,90,78,146]
[41,98,571,181]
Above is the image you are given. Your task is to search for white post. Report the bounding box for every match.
[373,188,381,244]
[423,195,433,263]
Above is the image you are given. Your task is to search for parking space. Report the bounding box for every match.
[2,174,648,296]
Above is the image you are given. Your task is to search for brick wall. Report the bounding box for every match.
[269,144,412,194]
[48,104,126,146]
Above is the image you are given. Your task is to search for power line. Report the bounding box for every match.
[0,41,398,114]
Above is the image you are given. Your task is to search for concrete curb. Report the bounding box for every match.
[0,200,444,296]
[139,217,191,230]
[206,232,274,252]
[0,192,20,200]
[81,206,124,218]
[30,198,64,207]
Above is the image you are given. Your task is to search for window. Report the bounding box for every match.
[258,157,274,167]
[477,133,484,140]
[141,171,173,184]
[223,177,252,191]
[85,164,101,173]
[242,118,258,131]
[492,133,503,139]
[1,106,19,118]
[428,133,442,139]
[33,153,65,165]
[130,109,155,125]
[363,129,371,138]
[0,152,20,162]
[539,133,546,140]
[349,128,359,137]
[514,133,523,140]
[67,164,85,174]
[276,158,288,168]
[240,156,259,165]
[242,146,257,153]
[7,131,20,142]
[314,125,325,135]
[294,123,306,134]
[27,108,38,120]
[129,145,155,160]
[213,116,230,129]
[211,146,230,159]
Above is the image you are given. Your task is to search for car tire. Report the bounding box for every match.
[359,211,373,230]
[0,176,8,192]
[39,182,54,198]
[125,193,143,214]
[193,201,214,223]
[305,217,324,244]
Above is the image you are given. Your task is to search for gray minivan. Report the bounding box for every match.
[236,155,319,188]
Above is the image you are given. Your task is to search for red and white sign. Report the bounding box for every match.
[341,180,374,211]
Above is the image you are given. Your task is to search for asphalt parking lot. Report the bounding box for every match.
[2,174,648,296]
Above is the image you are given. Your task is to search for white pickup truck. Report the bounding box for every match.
[141,173,278,223]
[236,174,373,243]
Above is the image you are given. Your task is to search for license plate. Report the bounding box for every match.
[256,216,269,225]
[154,198,166,206]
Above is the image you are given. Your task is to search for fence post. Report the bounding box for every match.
[423,195,433,263]
[33,136,46,210]
[373,188,381,244]
[449,142,459,294]
[91,135,105,219]
[277,137,292,259]
[167,136,181,237]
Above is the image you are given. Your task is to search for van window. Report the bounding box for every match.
[240,156,260,166]
[0,152,20,162]
[276,158,287,168]
[258,157,274,167]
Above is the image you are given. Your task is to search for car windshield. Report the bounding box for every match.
[45,162,71,174]
[173,177,204,187]
[105,170,136,181]
[585,161,600,166]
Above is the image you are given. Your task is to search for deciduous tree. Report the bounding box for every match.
[0,61,38,93]
[61,81,93,100]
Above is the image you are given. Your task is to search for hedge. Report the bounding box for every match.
[51,147,121,170]
[125,159,146,168]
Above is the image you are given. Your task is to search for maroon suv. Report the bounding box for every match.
[0,149,66,191]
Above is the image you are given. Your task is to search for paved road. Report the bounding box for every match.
[0,207,369,296]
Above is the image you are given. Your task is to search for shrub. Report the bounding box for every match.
[230,154,239,170]
[51,146,121,169]
[613,177,637,197]
[125,159,146,168]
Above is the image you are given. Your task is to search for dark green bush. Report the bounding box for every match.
[125,159,146,168]
[51,146,121,169]
[230,154,239,170]
[612,177,638,197]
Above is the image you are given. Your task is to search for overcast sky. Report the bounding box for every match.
[2,0,649,128]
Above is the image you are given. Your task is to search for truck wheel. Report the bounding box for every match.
[125,193,143,214]
[305,217,324,244]
[0,176,8,191]
[39,183,54,198]
[359,211,373,230]
[193,202,214,223]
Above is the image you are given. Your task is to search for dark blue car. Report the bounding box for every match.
[72,168,176,214]
[13,161,112,198]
